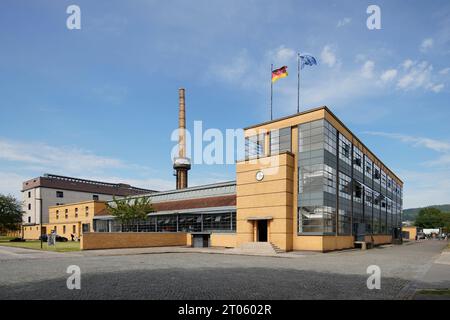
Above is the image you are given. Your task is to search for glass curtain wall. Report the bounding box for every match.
[94,212,236,233]
[298,119,402,236]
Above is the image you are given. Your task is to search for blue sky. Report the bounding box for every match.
[0,0,449,208]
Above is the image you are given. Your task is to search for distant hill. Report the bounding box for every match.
[403,204,450,222]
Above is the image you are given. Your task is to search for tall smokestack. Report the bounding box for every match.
[178,88,186,158]
[173,88,191,189]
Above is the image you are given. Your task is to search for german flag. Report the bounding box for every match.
[272,66,288,83]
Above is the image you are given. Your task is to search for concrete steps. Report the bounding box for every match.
[270,242,285,254]
[232,242,284,255]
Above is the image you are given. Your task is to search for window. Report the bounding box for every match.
[156,216,177,232]
[245,133,265,159]
[387,176,393,192]
[93,195,99,201]
[381,170,387,189]
[323,164,337,194]
[203,213,234,232]
[324,120,337,155]
[299,205,336,234]
[365,156,373,178]
[28,191,31,198]
[82,223,90,233]
[73,225,76,233]
[85,206,89,217]
[28,203,31,210]
[56,191,64,198]
[270,127,291,155]
[354,181,363,201]
[365,187,373,207]
[63,225,66,234]
[28,216,31,223]
[373,164,381,181]
[338,172,352,200]
[339,134,351,165]
[353,146,363,172]
[75,208,78,218]
[178,215,202,232]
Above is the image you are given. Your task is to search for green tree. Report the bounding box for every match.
[0,194,23,233]
[105,196,154,228]
[414,207,445,229]
[441,212,450,233]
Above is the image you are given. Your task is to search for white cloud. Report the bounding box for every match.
[0,139,126,173]
[396,60,443,92]
[210,49,252,84]
[320,45,336,68]
[431,83,444,93]
[380,69,398,82]
[337,17,351,27]
[425,154,450,167]
[361,60,375,79]
[420,38,434,52]
[402,59,414,70]
[363,132,450,153]
[439,67,450,75]
[401,169,450,208]
[272,45,296,62]
[363,131,450,207]
[0,172,27,199]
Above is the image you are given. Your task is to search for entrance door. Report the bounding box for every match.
[257,220,268,242]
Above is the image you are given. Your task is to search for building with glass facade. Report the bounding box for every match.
[236,106,403,252]
[84,106,402,252]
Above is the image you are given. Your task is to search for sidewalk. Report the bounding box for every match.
[77,245,314,258]
[413,244,450,300]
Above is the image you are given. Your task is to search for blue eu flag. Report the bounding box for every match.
[299,55,317,69]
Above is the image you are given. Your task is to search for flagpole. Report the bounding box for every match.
[297,53,300,113]
[270,63,273,120]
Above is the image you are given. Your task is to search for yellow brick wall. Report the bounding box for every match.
[23,226,41,240]
[23,201,105,240]
[402,226,417,240]
[236,152,295,251]
[210,233,236,248]
[81,232,188,250]
[49,201,104,225]
[366,235,392,245]
[3,229,21,238]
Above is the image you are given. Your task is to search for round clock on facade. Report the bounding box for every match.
[255,170,264,181]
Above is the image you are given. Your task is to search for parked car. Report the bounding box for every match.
[56,236,68,242]
[416,232,426,240]
[39,234,68,242]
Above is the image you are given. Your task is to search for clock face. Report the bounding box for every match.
[256,171,264,181]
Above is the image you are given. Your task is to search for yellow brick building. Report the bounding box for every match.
[86,106,403,252]
[235,106,403,252]
[23,201,106,240]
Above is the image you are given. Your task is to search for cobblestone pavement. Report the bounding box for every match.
[0,240,447,300]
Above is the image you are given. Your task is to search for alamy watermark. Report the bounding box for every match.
[170,122,281,175]
[367,5,381,30]
[66,5,81,30]
[66,265,81,290]
[366,265,381,290]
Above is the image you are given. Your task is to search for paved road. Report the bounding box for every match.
[0,240,448,299]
